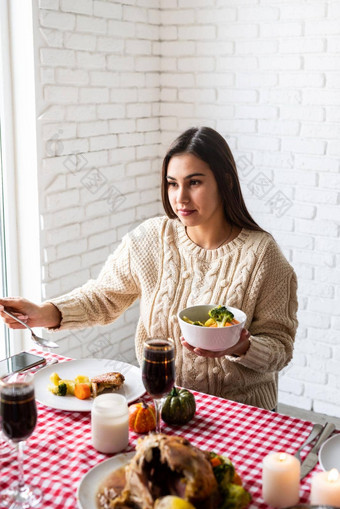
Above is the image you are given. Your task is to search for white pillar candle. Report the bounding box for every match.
[262,452,300,508]
[310,468,340,507]
[91,393,129,454]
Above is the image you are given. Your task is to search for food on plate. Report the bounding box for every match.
[97,433,218,508]
[49,381,67,397]
[161,387,196,425]
[91,372,125,398]
[154,496,195,509]
[182,305,240,328]
[97,463,127,509]
[50,372,61,386]
[96,433,251,509]
[47,371,125,400]
[129,401,156,434]
[208,452,251,509]
[74,383,91,400]
[74,375,90,384]
[48,372,77,396]
[62,379,76,395]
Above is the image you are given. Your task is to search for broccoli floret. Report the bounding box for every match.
[182,316,204,326]
[219,484,252,509]
[56,382,67,396]
[210,453,235,486]
[208,305,234,327]
[210,453,251,509]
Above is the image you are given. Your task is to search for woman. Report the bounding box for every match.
[0,127,298,410]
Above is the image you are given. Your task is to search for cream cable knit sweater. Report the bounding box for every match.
[49,216,298,410]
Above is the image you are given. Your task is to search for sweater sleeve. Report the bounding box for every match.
[46,235,139,330]
[229,242,298,373]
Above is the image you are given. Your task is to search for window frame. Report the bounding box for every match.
[0,0,27,357]
[0,130,11,359]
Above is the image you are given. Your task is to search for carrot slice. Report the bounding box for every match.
[224,319,240,326]
[210,456,222,467]
[74,383,91,400]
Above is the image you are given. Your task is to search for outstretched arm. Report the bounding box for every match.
[0,297,61,329]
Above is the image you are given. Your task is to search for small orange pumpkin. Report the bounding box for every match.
[128,400,156,433]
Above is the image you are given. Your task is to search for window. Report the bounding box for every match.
[0,0,42,356]
[0,0,20,358]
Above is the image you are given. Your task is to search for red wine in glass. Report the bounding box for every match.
[1,383,37,442]
[142,338,175,432]
[0,372,42,508]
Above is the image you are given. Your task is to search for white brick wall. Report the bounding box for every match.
[31,0,340,417]
[34,0,162,363]
[154,0,340,417]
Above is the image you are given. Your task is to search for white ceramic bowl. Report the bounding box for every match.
[178,304,247,352]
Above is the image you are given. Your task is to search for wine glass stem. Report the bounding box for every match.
[154,398,162,433]
[16,441,26,492]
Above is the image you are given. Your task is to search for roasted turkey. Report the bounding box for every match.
[109,434,221,509]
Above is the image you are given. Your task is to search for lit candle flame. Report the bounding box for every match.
[328,469,339,482]
[278,453,287,462]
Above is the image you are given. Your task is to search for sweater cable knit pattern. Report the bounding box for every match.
[48,216,298,410]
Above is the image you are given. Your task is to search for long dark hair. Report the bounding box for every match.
[161,126,264,232]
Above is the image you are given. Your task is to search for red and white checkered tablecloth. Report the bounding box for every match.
[0,350,325,509]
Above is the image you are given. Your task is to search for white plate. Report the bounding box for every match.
[77,451,134,509]
[34,358,145,411]
[319,434,340,471]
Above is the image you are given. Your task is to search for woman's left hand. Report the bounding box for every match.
[180,328,251,358]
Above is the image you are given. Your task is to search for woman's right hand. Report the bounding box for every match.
[0,297,61,329]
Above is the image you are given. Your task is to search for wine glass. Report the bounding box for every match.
[0,428,14,458]
[142,338,175,433]
[0,372,42,508]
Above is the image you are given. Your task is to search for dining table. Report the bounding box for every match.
[0,349,333,509]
